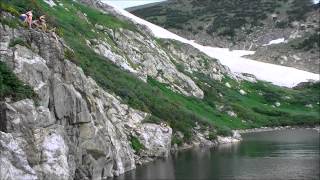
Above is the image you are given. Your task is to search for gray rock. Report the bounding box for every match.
[90,29,205,98]
[0,25,173,179]
[136,123,172,157]
[0,132,38,180]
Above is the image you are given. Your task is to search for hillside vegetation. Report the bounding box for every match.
[130,0,320,74]
[0,62,36,101]
[1,0,319,143]
[131,0,317,38]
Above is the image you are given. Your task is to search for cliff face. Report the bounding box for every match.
[0,25,172,179]
[0,1,319,179]
[0,3,227,178]
[78,0,229,99]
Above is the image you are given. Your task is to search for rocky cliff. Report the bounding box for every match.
[0,1,319,179]
[0,2,231,178]
[0,24,172,179]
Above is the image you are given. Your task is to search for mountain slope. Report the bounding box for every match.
[104,1,319,87]
[130,0,320,73]
[0,0,319,179]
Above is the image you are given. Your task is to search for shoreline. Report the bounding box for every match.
[170,130,242,153]
[170,125,319,153]
[237,125,320,134]
[127,125,319,178]
[122,125,320,180]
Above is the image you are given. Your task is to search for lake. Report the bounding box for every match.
[112,128,320,180]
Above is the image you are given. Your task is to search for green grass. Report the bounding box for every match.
[0,62,36,101]
[130,136,144,153]
[1,0,319,145]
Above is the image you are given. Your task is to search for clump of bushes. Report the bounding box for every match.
[0,62,36,101]
[208,131,217,140]
[130,136,144,153]
[171,135,183,146]
[0,2,19,16]
[216,126,232,136]
[293,33,320,51]
[275,21,289,29]
[64,48,75,61]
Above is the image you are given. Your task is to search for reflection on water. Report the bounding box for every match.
[112,129,320,180]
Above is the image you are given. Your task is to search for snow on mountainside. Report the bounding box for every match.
[103,2,319,88]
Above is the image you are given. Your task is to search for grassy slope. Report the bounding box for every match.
[1,0,319,142]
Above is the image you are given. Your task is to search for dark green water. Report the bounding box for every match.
[113,129,320,180]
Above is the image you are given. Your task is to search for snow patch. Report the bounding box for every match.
[263,38,286,46]
[103,3,319,87]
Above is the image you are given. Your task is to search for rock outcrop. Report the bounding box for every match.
[158,39,228,81]
[79,0,204,99]
[88,27,204,98]
[0,25,172,179]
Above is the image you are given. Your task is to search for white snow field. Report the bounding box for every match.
[104,2,319,88]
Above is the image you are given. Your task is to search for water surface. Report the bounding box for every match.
[113,128,320,180]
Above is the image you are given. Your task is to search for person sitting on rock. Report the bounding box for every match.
[19,13,27,23]
[33,15,47,31]
[26,11,33,29]
[19,10,32,28]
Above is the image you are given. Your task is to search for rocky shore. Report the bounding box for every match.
[171,130,242,153]
[238,126,320,134]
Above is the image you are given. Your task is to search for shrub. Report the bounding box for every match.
[216,126,232,136]
[0,3,19,16]
[64,48,75,61]
[171,135,183,146]
[0,16,21,28]
[0,62,36,101]
[208,131,217,140]
[175,63,185,72]
[55,27,64,37]
[275,21,288,29]
[130,136,144,153]
[197,26,204,30]
[294,33,320,51]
